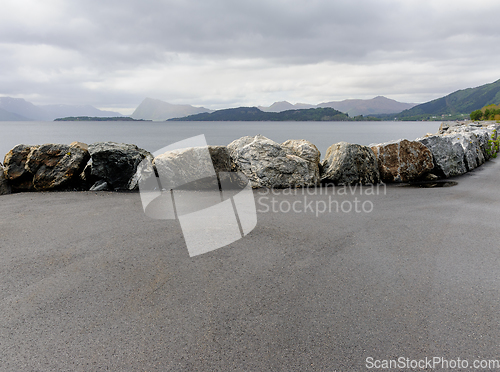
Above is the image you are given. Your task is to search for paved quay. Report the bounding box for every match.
[0,159,499,371]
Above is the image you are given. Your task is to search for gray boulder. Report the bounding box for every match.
[439,123,499,161]
[88,142,152,190]
[472,128,496,160]
[153,146,230,190]
[371,139,434,182]
[282,139,321,164]
[282,139,321,183]
[417,135,467,178]
[227,135,320,188]
[0,164,11,195]
[445,132,484,171]
[3,144,38,191]
[25,143,90,190]
[320,142,380,185]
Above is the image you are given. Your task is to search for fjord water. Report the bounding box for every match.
[0,120,440,159]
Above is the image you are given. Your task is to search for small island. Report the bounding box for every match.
[54,116,150,121]
[168,107,381,121]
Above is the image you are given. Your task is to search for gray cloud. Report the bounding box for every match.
[1,0,500,111]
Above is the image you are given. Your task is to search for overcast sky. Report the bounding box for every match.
[1,0,500,114]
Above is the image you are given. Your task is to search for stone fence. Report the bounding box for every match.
[1,122,499,195]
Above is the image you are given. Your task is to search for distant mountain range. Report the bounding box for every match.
[0,97,123,121]
[131,96,415,121]
[393,79,500,120]
[258,96,416,116]
[3,78,500,122]
[131,97,212,121]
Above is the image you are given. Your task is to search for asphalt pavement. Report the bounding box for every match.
[1,159,500,371]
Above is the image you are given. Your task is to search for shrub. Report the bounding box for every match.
[486,130,500,158]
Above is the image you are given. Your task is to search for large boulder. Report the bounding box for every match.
[227,135,320,188]
[3,144,35,191]
[3,143,91,191]
[320,142,380,185]
[438,122,498,162]
[153,146,231,190]
[445,132,485,171]
[282,139,321,182]
[417,135,467,178]
[88,142,152,190]
[371,139,434,182]
[0,163,11,195]
[25,143,90,190]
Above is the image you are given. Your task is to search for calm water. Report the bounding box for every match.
[0,121,441,160]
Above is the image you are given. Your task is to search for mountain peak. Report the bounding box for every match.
[131,98,211,121]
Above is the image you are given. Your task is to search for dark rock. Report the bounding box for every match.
[3,144,37,191]
[371,139,434,182]
[78,163,97,190]
[320,142,380,185]
[88,142,152,190]
[25,143,90,190]
[208,146,232,174]
[0,164,11,195]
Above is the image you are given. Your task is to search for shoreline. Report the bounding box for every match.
[2,120,499,196]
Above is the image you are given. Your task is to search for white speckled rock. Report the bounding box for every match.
[445,132,484,171]
[2,144,37,191]
[471,128,495,160]
[281,139,321,164]
[417,135,467,178]
[227,135,320,188]
[25,143,90,190]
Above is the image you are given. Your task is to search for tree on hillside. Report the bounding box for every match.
[470,110,483,121]
[470,104,500,121]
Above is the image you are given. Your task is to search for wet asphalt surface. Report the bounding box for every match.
[1,159,500,371]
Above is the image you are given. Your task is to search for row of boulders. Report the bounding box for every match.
[417,122,495,178]
[1,142,152,194]
[224,121,498,187]
[1,122,499,195]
